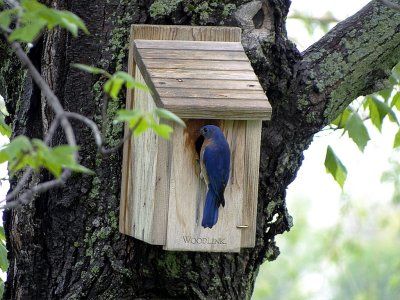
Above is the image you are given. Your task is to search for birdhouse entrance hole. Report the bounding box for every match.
[184,119,220,163]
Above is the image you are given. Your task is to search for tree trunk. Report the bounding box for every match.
[1,0,399,299]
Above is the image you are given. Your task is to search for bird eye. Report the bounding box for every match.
[203,128,208,133]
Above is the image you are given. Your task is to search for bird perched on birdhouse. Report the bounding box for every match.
[199,125,230,228]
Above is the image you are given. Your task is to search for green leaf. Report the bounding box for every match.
[152,123,173,139]
[154,108,186,127]
[324,146,347,189]
[21,0,46,11]
[0,9,17,30]
[378,88,393,103]
[8,0,88,43]
[56,10,89,36]
[0,243,8,273]
[391,92,400,110]
[115,109,144,128]
[0,226,5,242]
[331,107,352,128]
[0,116,11,138]
[8,21,46,42]
[71,64,109,76]
[394,130,400,148]
[344,112,370,152]
[0,136,32,164]
[133,118,150,136]
[31,141,93,177]
[0,95,9,117]
[390,62,400,83]
[115,109,142,122]
[368,96,398,131]
[114,71,149,91]
[105,77,124,100]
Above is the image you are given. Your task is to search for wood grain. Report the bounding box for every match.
[148,69,259,81]
[119,25,136,236]
[162,98,272,120]
[157,88,266,99]
[153,78,263,90]
[164,121,245,252]
[140,49,248,61]
[241,120,262,247]
[142,58,252,71]
[135,39,243,51]
[153,77,263,91]
[120,67,169,245]
[131,37,271,120]
[131,24,241,42]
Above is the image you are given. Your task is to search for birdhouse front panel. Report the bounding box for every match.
[164,120,246,252]
[119,25,271,252]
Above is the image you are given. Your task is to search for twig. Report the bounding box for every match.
[3,169,71,209]
[63,112,137,155]
[2,42,77,207]
[2,108,63,203]
[10,42,77,150]
[101,93,110,139]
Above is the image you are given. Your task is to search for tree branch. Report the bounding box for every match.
[288,0,400,131]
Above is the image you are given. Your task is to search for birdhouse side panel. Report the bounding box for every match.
[164,120,246,252]
[241,120,262,247]
[121,67,169,245]
[119,32,138,236]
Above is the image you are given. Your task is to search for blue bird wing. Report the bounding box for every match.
[202,139,230,207]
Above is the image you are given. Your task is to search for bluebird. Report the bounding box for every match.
[199,125,230,228]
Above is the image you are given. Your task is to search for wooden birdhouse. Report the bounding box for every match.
[119,25,271,252]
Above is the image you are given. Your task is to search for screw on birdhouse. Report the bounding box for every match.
[176,78,183,82]
[237,225,249,229]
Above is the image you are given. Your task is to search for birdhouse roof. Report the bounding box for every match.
[132,39,271,120]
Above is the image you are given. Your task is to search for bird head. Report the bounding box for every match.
[200,125,222,139]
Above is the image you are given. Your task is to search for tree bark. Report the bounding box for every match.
[0,0,399,299]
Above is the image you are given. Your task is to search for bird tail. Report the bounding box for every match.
[201,189,219,228]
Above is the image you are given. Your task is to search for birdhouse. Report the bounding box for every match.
[119,25,271,252]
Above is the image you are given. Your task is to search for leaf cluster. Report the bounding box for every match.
[115,108,185,139]
[0,0,88,42]
[0,136,93,178]
[326,62,400,188]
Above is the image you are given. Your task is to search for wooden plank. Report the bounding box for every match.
[158,88,266,100]
[162,98,270,108]
[164,121,245,252]
[148,69,259,81]
[122,67,169,245]
[135,39,243,51]
[140,49,249,61]
[132,24,241,42]
[241,121,262,247]
[119,25,137,236]
[142,58,252,71]
[162,98,271,120]
[153,78,263,91]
